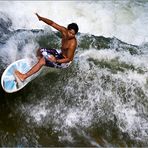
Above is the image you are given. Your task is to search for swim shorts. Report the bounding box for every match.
[40,48,71,68]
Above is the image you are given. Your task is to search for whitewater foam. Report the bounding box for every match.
[0,1,148,45]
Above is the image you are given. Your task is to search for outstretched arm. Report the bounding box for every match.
[35,13,66,33]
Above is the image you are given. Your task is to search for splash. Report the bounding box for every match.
[0,1,148,45]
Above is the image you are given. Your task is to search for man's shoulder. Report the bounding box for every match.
[69,38,77,49]
[69,37,77,43]
[73,37,77,44]
[61,27,68,35]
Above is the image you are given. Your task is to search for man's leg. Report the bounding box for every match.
[36,48,43,60]
[15,57,46,81]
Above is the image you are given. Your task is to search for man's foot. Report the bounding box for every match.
[15,70,25,82]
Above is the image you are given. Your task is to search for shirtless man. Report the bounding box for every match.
[15,13,79,81]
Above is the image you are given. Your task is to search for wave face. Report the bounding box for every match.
[0,1,148,45]
[0,1,148,147]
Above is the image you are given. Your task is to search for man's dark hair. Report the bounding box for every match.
[67,23,79,34]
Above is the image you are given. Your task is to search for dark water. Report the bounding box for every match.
[0,6,148,147]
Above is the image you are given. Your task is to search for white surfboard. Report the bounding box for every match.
[1,58,34,93]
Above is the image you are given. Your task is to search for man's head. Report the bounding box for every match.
[67,23,79,39]
[67,23,79,34]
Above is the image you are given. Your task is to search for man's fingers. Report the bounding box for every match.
[35,13,40,20]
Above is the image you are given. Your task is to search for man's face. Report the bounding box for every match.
[68,29,76,39]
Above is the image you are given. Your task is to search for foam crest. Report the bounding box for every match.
[0,30,39,65]
[0,1,148,45]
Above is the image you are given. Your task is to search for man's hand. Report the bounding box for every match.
[35,13,42,21]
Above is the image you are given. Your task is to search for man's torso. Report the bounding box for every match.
[61,33,77,58]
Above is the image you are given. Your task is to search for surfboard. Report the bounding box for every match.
[1,58,34,93]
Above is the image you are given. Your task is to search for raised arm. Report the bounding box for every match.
[35,13,66,33]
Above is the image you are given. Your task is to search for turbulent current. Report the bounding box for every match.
[0,1,148,147]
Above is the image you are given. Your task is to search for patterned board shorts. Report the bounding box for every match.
[40,48,71,69]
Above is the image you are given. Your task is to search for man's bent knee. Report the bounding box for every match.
[36,48,42,56]
[38,57,46,66]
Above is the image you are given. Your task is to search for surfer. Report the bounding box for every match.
[15,13,79,81]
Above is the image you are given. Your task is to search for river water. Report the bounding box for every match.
[0,1,148,147]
